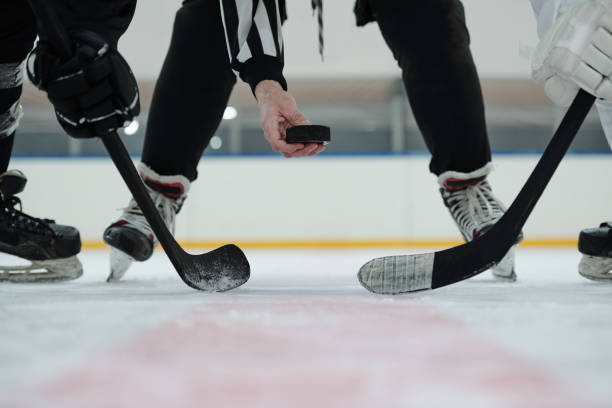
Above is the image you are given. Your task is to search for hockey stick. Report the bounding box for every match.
[358,89,595,294]
[27,0,250,292]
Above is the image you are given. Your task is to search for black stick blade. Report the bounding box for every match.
[358,253,435,294]
[179,244,250,292]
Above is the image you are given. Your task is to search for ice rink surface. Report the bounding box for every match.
[1,247,611,408]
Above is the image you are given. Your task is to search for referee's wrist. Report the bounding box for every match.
[239,55,287,95]
[254,80,284,101]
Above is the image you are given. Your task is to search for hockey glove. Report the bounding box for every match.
[26,30,139,138]
[532,0,612,106]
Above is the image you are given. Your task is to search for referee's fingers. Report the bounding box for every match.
[286,110,311,126]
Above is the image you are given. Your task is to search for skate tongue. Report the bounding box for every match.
[0,170,27,199]
[443,175,486,191]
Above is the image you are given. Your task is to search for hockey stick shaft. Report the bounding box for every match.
[502,89,595,235]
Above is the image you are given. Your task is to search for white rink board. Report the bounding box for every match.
[12,154,612,242]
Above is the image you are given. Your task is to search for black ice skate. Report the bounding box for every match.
[103,164,190,282]
[439,164,522,281]
[0,170,82,282]
[578,221,612,282]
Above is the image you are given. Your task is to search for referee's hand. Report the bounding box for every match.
[255,80,325,158]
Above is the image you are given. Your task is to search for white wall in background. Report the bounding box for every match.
[120,0,538,80]
[15,155,611,243]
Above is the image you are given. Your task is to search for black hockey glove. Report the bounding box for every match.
[26,30,140,138]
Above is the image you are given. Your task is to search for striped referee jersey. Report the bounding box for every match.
[219,0,287,91]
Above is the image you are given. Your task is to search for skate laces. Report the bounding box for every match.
[1,196,54,236]
[443,180,506,238]
[121,189,183,241]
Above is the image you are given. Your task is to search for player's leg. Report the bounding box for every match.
[0,0,82,282]
[361,0,519,279]
[103,0,237,281]
[362,0,491,174]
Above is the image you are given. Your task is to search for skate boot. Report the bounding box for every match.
[578,221,612,282]
[0,170,82,282]
[439,164,522,281]
[103,163,190,282]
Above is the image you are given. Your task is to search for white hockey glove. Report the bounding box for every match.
[532,0,612,106]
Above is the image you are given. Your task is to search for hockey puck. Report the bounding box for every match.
[286,125,330,144]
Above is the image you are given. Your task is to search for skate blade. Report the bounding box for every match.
[578,255,612,282]
[491,245,517,282]
[0,256,83,283]
[107,248,134,282]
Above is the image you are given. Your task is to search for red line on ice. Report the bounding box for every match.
[11,296,599,408]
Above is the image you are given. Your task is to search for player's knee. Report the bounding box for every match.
[377,0,471,61]
[0,62,25,138]
[429,0,472,49]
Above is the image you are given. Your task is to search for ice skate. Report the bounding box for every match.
[103,164,190,282]
[577,222,612,282]
[439,164,521,281]
[0,170,82,282]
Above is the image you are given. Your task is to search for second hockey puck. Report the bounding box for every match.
[286,125,331,144]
